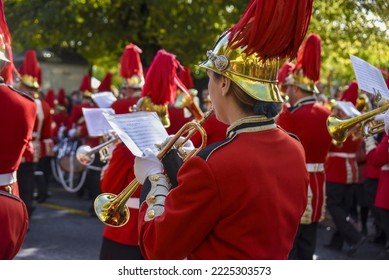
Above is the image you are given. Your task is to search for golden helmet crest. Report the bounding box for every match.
[283,69,319,94]
[199,32,283,103]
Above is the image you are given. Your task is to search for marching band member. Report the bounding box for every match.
[0,3,37,258]
[135,0,313,259]
[325,101,366,256]
[67,74,101,206]
[99,49,185,259]
[365,115,389,258]
[17,50,53,214]
[277,33,333,260]
[111,43,144,114]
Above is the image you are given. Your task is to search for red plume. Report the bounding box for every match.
[339,80,358,106]
[45,89,56,109]
[142,50,182,105]
[177,66,194,89]
[98,72,113,92]
[294,33,321,82]
[277,62,294,85]
[79,74,92,93]
[18,50,42,88]
[120,43,143,79]
[228,0,313,60]
[0,0,19,83]
[57,88,68,107]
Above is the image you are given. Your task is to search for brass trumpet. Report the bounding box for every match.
[327,103,389,146]
[76,135,119,166]
[175,88,204,121]
[94,109,214,227]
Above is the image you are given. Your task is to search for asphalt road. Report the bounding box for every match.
[15,180,386,260]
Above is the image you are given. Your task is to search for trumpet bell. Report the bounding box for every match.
[76,145,95,165]
[94,193,130,227]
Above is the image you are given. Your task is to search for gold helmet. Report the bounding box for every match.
[200,32,282,103]
[200,0,314,103]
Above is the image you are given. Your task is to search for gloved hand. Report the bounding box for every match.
[158,135,195,157]
[134,148,163,184]
[68,128,77,138]
[365,135,376,154]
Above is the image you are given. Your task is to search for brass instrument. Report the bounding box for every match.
[327,103,389,146]
[175,89,204,120]
[76,135,119,166]
[94,109,214,227]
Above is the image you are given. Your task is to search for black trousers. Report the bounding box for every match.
[18,162,36,219]
[99,237,144,260]
[326,182,363,246]
[288,222,318,260]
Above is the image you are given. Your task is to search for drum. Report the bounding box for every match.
[56,138,85,173]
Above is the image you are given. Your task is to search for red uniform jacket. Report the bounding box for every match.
[100,143,141,245]
[191,115,228,148]
[139,116,309,259]
[0,84,36,185]
[67,102,100,147]
[276,97,332,223]
[367,134,389,210]
[111,97,139,114]
[52,111,69,142]
[326,136,362,184]
[166,107,193,135]
[22,99,53,162]
[0,82,36,260]
[364,134,382,179]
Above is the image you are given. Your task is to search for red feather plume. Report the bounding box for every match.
[228,0,314,60]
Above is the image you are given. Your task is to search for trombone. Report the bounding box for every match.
[76,135,119,166]
[94,108,214,227]
[327,103,389,146]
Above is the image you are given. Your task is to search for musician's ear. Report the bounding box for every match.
[220,76,231,97]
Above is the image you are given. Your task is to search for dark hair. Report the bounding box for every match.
[212,71,281,118]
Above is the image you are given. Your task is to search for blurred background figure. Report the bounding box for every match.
[17,50,53,215]
[0,0,37,259]
[277,33,333,260]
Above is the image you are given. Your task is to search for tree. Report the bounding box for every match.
[5,0,389,87]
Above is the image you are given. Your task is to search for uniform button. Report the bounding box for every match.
[149,174,160,181]
[147,209,155,219]
[147,195,156,204]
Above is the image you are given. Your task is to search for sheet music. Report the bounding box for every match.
[91,91,117,108]
[350,55,389,100]
[104,111,168,157]
[335,101,361,117]
[82,108,115,136]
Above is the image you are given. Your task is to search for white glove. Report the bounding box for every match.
[365,136,376,154]
[384,111,389,135]
[159,135,195,155]
[68,128,77,138]
[134,148,163,184]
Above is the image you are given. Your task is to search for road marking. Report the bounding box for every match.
[40,202,91,217]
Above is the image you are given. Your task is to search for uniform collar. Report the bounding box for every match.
[227,115,276,138]
[288,96,317,112]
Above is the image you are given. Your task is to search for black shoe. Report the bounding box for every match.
[347,236,366,257]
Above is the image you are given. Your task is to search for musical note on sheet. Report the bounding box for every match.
[104,111,168,157]
[350,55,389,100]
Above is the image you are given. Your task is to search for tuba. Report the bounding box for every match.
[94,109,214,227]
[327,103,389,146]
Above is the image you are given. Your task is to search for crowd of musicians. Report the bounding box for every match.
[1,0,389,260]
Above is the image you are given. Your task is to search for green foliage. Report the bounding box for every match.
[4,0,389,89]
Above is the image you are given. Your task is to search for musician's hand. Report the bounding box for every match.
[134,148,163,184]
[158,135,194,155]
